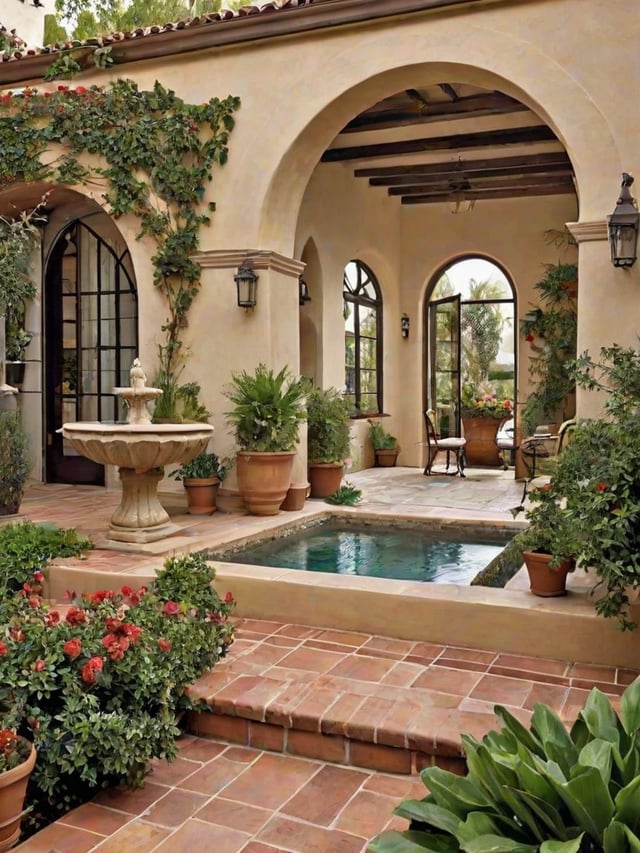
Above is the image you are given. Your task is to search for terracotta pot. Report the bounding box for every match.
[0,742,36,852]
[308,462,344,498]
[280,482,309,511]
[375,449,399,468]
[523,550,575,597]
[462,417,501,466]
[236,451,295,516]
[183,477,220,515]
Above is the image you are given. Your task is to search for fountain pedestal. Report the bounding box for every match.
[110,467,177,543]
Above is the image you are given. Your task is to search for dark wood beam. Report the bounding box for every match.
[439,83,459,101]
[389,175,575,196]
[355,152,572,178]
[372,163,573,187]
[405,88,430,111]
[342,93,528,132]
[322,126,558,162]
[400,183,575,204]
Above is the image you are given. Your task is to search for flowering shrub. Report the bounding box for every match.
[461,393,513,419]
[0,728,32,772]
[0,552,235,832]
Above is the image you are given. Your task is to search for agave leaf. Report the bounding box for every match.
[540,836,585,853]
[614,773,640,834]
[367,829,459,852]
[579,688,621,748]
[420,767,489,818]
[531,704,578,776]
[494,705,544,757]
[576,738,613,783]
[620,677,640,736]
[546,765,614,841]
[394,800,460,836]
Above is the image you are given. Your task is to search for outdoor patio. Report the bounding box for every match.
[11,466,640,852]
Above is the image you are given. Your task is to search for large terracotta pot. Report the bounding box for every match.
[308,462,344,498]
[523,551,575,597]
[236,451,295,516]
[462,417,501,466]
[0,742,36,851]
[183,477,220,515]
[375,450,399,468]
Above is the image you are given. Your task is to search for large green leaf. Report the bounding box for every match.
[368,829,459,852]
[456,810,529,844]
[540,836,584,853]
[517,758,561,809]
[620,677,640,736]
[614,774,640,834]
[516,789,569,839]
[531,704,578,776]
[546,765,614,841]
[465,742,518,809]
[577,738,613,783]
[495,705,544,757]
[579,688,622,747]
[460,835,538,852]
[603,821,640,853]
[420,767,489,818]
[394,800,460,836]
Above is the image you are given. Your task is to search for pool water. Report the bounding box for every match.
[219,522,510,584]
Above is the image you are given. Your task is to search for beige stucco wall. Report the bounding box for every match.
[5,0,640,479]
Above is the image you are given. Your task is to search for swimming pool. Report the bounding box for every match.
[207,518,513,585]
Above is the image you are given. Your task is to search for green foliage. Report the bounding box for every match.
[224,364,307,453]
[512,483,580,567]
[547,343,640,629]
[0,552,235,832]
[307,387,352,463]
[0,413,30,513]
[0,520,92,599]
[44,53,82,81]
[0,80,240,422]
[370,677,640,852]
[460,388,514,419]
[367,419,399,451]
[43,14,69,46]
[168,451,229,481]
[521,263,577,434]
[325,483,362,506]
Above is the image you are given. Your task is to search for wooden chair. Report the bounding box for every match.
[423,409,466,477]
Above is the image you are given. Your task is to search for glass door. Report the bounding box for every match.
[428,295,461,438]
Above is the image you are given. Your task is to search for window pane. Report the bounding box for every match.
[343,260,382,413]
[360,305,377,337]
[359,337,376,369]
[361,370,378,394]
[358,394,378,414]
[345,366,356,394]
[345,335,355,367]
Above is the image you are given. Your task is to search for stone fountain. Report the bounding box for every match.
[59,359,213,544]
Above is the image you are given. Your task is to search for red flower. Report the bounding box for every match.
[33,571,44,583]
[104,617,122,633]
[121,585,133,597]
[224,591,234,604]
[0,642,7,656]
[33,660,46,672]
[63,638,82,658]
[57,85,68,92]
[81,657,104,684]
[162,601,180,616]
[596,482,608,492]
[157,638,171,652]
[66,606,87,626]
[122,623,142,642]
[46,610,60,627]
[525,334,535,342]
[10,629,24,642]
[75,86,86,94]
[28,596,41,609]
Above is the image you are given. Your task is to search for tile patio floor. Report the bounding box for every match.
[11,467,639,851]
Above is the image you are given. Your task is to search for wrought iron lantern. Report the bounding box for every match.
[234,266,258,309]
[607,173,639,268]
[401,313,410,338]
[298,276,311,306]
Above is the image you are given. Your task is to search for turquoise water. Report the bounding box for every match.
[220,522,509,584]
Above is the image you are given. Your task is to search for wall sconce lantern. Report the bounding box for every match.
[298,276,311,306]
[401,313,410,338]
[234,265,258,309]
[608,173,639,268]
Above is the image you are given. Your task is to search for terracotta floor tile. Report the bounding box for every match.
[523,682,569,712]
[240,843,295,853]
[15,823,103,852]
[146,755,202,787]
[278,647,347,674]
[154,818,251,852]
[560,686,591,721]
[87,819,170,852]
[379,661,426,687]
[410,666,482,697]
[239,644,293,669]
[291,687,347,732]
[180,754,253,796]
[305,639,363,654]
[436,657,491,673]
[493,653,569,677]
[568,662,617,683]
[617,668,640,686]
[355,647,405,662]
[58,802,131,836]
[470,673,534,707]
[236,620,282,636]
[143,788,211,828]
[328,655,397,683]
[223,746,262,764]
[220,753,320,810]
[335,789,401,838]
[441,646,497,665]
[257,815,364,853]
[363,773,426,800]
[362,637,415,655]
[177,735,228,762]
[320,692,366,735]
[276,624,321,639]
[196,797,272,834]
[264,634,301,648]
[92,781,169,814]
[407,641,446,662]
[282,764,368,826]
[264,682,314,727]
[375,699,424,748]
[314,629,369,646]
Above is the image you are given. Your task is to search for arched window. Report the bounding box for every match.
[344,260,382,414]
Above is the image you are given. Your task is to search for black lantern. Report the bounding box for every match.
[401,313,410,338]
[298,276,311,306]
[234,266,258,309]
[607,173,639,268]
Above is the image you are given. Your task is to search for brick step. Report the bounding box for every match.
[185,618,637,778]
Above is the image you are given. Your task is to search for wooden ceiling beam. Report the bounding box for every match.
[374,163,573,188]
[342,93,528,132]
[438,83,459,101]
[389,175,575,196]
[400,183,575,204]
[354,152,572,179]
[322,126,557,162]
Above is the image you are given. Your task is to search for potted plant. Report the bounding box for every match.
[4,320,32,390]
[367,419,400,467]
[224,363,307,515]
[520,261,577,435]
[512,482,578,596]
[460,387,513,466]
[306,386,352,498]
[0,412,30,515]
[0,728,37,851]
[169,451,230,515]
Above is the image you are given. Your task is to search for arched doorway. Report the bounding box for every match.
[44,219,138,485]
[426,257,515,464]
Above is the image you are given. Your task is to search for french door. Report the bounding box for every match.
[427,295,461,438]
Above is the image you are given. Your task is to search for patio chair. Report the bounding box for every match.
[423,409,466,477]
[495,417,516,470]
[519,418,577,500]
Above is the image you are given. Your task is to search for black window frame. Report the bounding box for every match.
[343,259,383,416]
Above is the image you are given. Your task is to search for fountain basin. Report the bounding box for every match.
[59,422,214,544]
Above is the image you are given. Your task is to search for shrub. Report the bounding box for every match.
[367,420,399,451]
[307,387,352,463]
[370,677,640,852]
[169,451,230,481]
[0,552,235,833]
[0,412,30,513]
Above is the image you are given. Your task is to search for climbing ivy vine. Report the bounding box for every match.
[0,79,240,419]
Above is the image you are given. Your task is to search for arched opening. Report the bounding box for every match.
[44,218,138,485]
[426,257,515,468]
